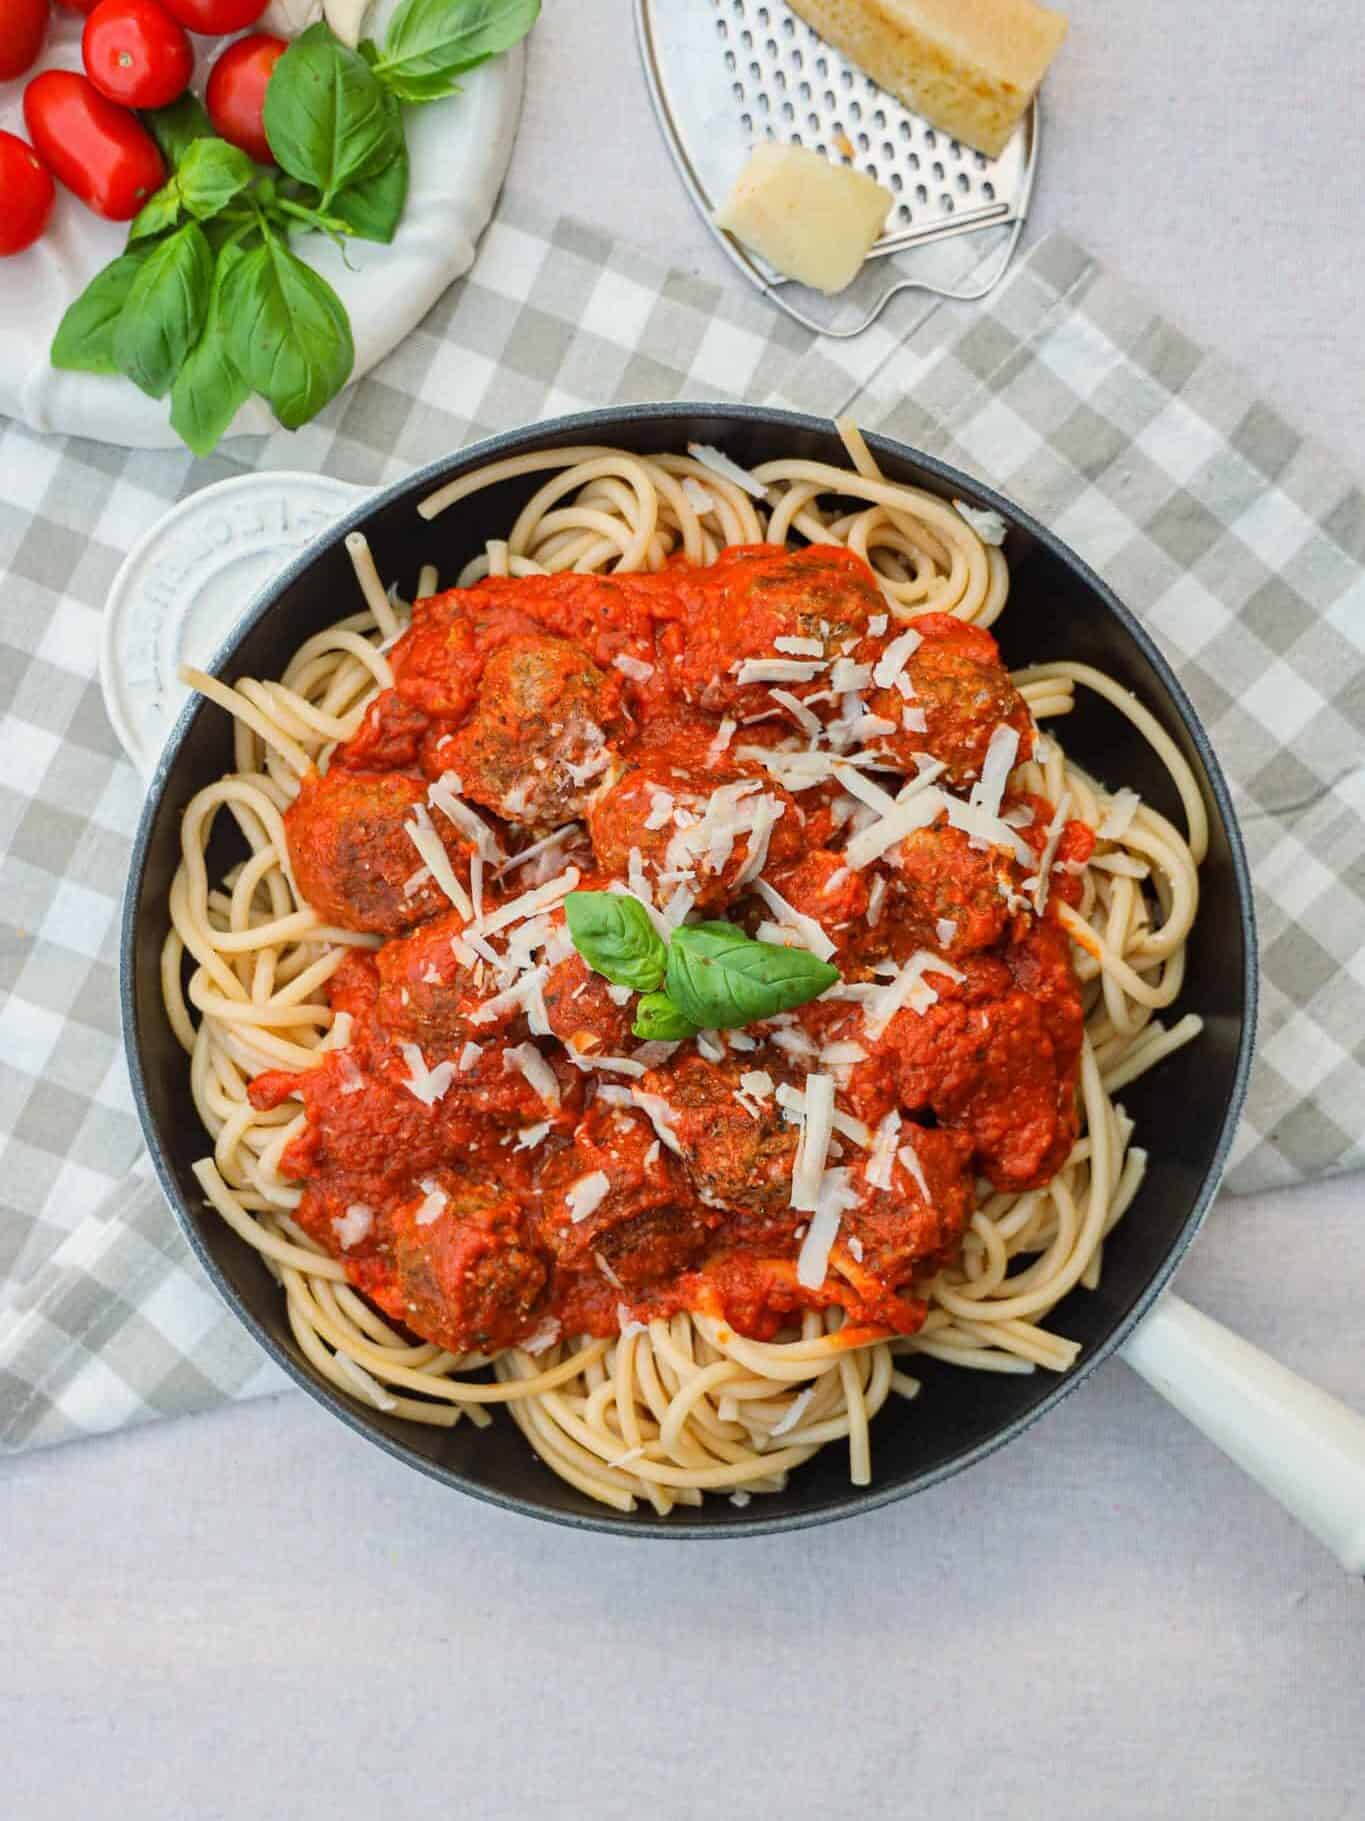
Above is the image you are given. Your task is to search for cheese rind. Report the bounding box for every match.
[786,0,1068,160]
[714,142,893,295]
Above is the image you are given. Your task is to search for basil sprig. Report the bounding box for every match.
[565,893,667,994]
[667,923,839,1029]
[565,893,840,1040]
[49,0,540,456]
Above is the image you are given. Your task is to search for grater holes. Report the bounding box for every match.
[781,98,795,119]
[781,13,794,33]
[864,161,878,181]
[756,3,769,20]
[791,46,803,68]
[982,180,996,200]
[740,111,752,130]
[732,81,744,100]
[881,140,894,161]
[924,128,937,148]
[888,171,903,192]
[807,111,819,131]
[857,131,869,151]
[897,203,912,223]
[871,107,886,129]
[848,97,862,121]
[815,55,829,77]
[940,193,955,212]
[789,128,803,146]
[915,182,928,202]
[723,48,735,69]
[956,172,970,193]
[839,67,853,86]
[749,60,761,78]
[898,120,912,141]
[815,142,827,155]
[757,91,770,112]
[824,89,836,108]
[932,161,944,180]
[798,80,811,99]
[974,151,989,169]
[716,17,727,38]
[765,37,777,56]
[908,151,920,170]
[774,66,786,89]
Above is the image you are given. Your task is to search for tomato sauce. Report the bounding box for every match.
[261,547,1089,1357]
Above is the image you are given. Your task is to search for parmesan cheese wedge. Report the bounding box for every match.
[787,0,1068,160]
[714,142,893,295]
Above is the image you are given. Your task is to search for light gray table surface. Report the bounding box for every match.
[4,5,1363,1817]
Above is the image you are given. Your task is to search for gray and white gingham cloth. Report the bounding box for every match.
[2,193,1362,1451]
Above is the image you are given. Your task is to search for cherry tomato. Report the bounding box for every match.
[0,131,56,257]
[83,0,194,109]
[159,0,268,31]
[205,32,285,166]
[23,72,166,222]
[0,0,48,82]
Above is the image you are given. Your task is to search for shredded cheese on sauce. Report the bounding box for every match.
[790,1073,835,1211]
[871,626,923,690]
[474,867,580,937]
[414,1178,448,1226]
[796,1167,858,1288]
[333,1203,373,1249]
[398,1042,457,1106]
[403,805,473,918]
[613,653,654,682]
[566,1171,611,1224]
[502,1042,560,1105]
[735,657,826,685]
[863,950,967,1039]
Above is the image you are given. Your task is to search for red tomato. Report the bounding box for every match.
[159,0,267,31]
[0,131,56,257]
[22,72,166,223]
[0,0,48,82]
[83,0,194,109]
[205,32,285,166]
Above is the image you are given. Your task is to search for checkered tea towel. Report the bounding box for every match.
[2,193,1362,1452]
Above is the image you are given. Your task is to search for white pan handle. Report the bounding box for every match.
[1121,1293,1365,1574]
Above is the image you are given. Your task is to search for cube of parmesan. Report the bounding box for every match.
[787,0,1068,160]
[714,143,893,295]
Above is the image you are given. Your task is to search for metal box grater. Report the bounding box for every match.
[636,0,1040,337]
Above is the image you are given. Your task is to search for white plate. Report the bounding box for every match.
[0,4,523,448]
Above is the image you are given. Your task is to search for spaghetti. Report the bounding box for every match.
[165,425,1204,1514]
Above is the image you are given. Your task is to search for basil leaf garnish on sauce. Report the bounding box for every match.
[665,923,839,1031]
[565,892,667,994]
[632,993,701,1042]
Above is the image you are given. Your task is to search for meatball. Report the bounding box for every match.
[643,1054,800,1224]
[588,723,801,910]
[881,956,1080,1191]
[538,1103,714,1289]
[882,824,1014,960]
[390,589,547,720]
[286,768,470,935]
[541,953,636,1057]
[374,909,512,1050]
[870,612,1032,788]
[846,1122,976,1287]
[760,848,870,967]
[390,1173,549,1354]
[445,635,626,828]
[659,545,885,718]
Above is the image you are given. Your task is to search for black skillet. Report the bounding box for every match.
[120,403,1258,1538]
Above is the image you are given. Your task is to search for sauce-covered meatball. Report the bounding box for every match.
[870,613,1032,788]
[446,635,626,828]
[643,1054,800,1225]
[286,768,471,935]
[391,1173,548,1354]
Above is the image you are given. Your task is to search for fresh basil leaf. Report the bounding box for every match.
[178,139,255,220]
[632,993,700,1042]
[170,246,251,458]
[565,891,667,994]
[50,250,152,375]
[329,142,407,240]
[222,235,354,431]
[129,179,182,243]
[112,224,214,399]
[143,93,216,169]
[665,923,839,1030]
[375,0,539,103]
[263,23,403,207]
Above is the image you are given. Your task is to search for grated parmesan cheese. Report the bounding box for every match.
[769,687,823,736]
[872,626,923,691]
[687,442,768,499]
[735,657,826,685]
[753,879,836,963]
[474,867,580,937]
[954,499,1008,545]
[1030,790,1072,913]
[865,1110,900,1191]
[502,1042,560,1105]
[613,652,655,682]
[796,1166,858,1288]
[1098,788,1140,841]
[404,804,473,918]
[774,635,824,657]
[333,1203,373,1249]
[398,1042,457,1106]
[770,1385,817,1437]
[522,1316,562,1355]
[414,1178,448,1226]
[514,1121,551,1151]
[790,1073,835,1211]
[566,1171,611,1224]
[898,1135,931,1201]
